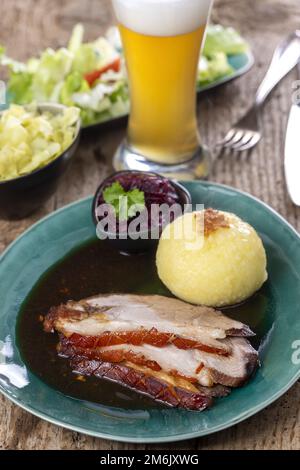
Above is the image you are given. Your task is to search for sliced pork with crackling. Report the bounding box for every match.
[69,357,215,411]
[44,294,258,410]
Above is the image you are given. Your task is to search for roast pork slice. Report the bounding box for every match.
[44,293,259,411]
[59,337,258,388]
[44,294,254,356]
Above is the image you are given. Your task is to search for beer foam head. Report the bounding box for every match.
[112,0,213,37]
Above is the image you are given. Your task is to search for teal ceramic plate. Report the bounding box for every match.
[0,181,299,443]
[83,50,254,133]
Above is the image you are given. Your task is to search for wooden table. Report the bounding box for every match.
[0,0,299,450]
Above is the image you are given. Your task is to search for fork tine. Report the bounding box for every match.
[231,132,254,150]
[235,133,261,152]
[223,129,244,148]
[215,128,236,147]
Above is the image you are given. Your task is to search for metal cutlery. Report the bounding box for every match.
[217,30,300,152]
[284,59,300,205]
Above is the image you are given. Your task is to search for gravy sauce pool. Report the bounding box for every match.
[17,239,273,410]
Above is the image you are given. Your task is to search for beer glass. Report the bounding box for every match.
[112,0,213,179]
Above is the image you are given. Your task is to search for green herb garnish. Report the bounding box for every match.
[103,181,145,221]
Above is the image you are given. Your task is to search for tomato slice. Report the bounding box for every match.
[84,57,121,86]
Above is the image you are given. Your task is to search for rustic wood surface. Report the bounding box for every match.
[0,0,299,450]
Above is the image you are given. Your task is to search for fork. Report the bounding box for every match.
[217,30,300,152]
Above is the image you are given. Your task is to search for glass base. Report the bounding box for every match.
[113,141,211,181]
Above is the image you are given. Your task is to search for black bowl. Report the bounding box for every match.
[0,103,81,220]
[92,170,192,254]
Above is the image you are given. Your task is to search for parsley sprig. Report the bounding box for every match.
[103,181,145,221]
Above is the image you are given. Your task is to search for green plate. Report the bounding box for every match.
[0,181,299,443]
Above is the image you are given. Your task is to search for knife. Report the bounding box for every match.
[284,61,300,205]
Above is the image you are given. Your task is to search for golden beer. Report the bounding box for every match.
[120,24,206,163]
[112,0,213,170]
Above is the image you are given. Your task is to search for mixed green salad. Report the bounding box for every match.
[0,24,249,128]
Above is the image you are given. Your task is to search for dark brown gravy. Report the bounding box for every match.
[16,238,273,410]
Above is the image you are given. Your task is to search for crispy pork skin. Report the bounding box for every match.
[59,335,258,388]
[70,356,213,411]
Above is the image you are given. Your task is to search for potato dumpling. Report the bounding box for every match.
[156,209,267,307]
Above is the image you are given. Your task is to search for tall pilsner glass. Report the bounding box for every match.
[112,0,213,179]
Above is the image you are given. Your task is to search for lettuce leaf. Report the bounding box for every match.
[7,72,33,104]
[71,44,101,75]
[59,71,90,106]
[68,23,84,54]
[198,52,234,86]
[71,33,118,75]
[204,25,249,56]
[30,48,73,101]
